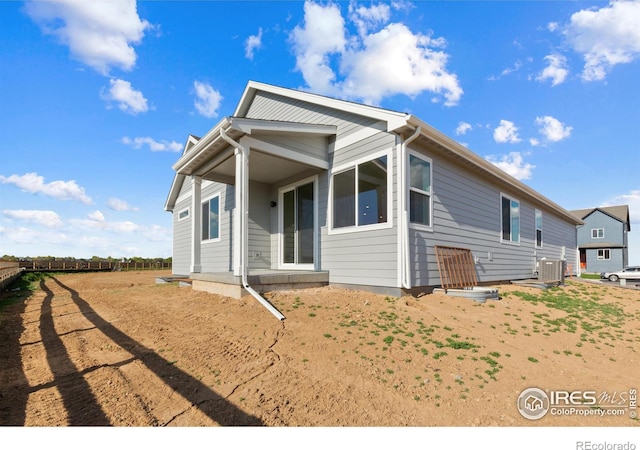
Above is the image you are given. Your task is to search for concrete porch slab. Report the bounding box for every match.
[190,270,329,299]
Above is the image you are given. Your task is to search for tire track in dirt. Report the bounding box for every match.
[17,277,265,426]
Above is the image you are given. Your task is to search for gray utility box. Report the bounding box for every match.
[538,259,566,284]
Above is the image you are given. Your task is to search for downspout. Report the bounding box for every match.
[219,128,285,321]
[400,127,421,290]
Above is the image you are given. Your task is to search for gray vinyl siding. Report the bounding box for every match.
[577,210,625,246]
[322,131,398,288]
[172,176,193,276]
[248,181,272,270]
[252,133,328,163]
[172,197,192,276]
[409,145,577,287]
[245,91,383,142]
[586,248,623,274]
[200,183,234,272]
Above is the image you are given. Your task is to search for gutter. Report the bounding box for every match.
[399,127,421,290]
[219,128,285,321]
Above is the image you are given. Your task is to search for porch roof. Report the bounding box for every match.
[165,117,337,211]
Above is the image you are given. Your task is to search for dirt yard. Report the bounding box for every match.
[1,270,639,427]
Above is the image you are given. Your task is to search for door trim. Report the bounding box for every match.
[277,175,318,270]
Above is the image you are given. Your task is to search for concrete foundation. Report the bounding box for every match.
[190,270,330,299]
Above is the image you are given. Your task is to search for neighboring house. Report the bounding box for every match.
[165,81,582,303]
[570,205,631,274]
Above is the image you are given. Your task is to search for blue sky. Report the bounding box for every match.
[0,0,638,263]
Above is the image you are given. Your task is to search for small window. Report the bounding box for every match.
[501,194,520,243]
[409,153,432,227]
[535,209,543,247]
[591,228,605,239]
[178,209,189,221]
[597,249,610,260]
[332,155,388,230]
[202,195,220,241]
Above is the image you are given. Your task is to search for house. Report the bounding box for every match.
[569,205,631,273]
[164,81,582,317]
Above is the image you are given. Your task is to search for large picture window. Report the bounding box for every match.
[332,155,388,230]
[409,153,432,227]
[202,195,220,241]
[501,194,520,243]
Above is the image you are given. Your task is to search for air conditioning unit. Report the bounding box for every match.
[538,259,565,284]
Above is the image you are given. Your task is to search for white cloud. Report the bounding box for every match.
[501,60,523,77]
[24,0,151,75]
[529,138,541,147]
[563,0,640,81]
[0,172,92,204]
[493,120,521,144]
[349,2,391,36]
[290,1,346,97]
[3,210,63,228]
[290,1,462,106]
[456,122,472,136]
[88,210,105,222]
[602,189,640,224]
[107,198,139,212]
[548,22,559,32]
[245,28,263,60]
[122,136,182,152]
[0,226,68,245]
[193,81,223,118]
[535,116,572,142]
[101,78,149,114]
[71,212,140,234]
[536,54,569,86]
[486,152,535,180]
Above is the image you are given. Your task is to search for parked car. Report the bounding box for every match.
[601,266,640,282]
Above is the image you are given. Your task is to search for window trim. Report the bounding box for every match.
[597,248,611,260]
[201,193,221,243]
[500,193,521,245]
[408,150,433,232]
[328,149,393,235]
[591,228,605,239]
[178,208,190,221]
[535,209,543,248]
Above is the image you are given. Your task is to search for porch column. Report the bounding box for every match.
[191,175,202,273]
[233,151,242,276]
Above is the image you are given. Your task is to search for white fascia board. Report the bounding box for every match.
[229,117,337,136]
[236,81,409,131]
[164,173,185,212]
[172,118,230,173]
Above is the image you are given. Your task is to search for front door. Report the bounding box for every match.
[280,179,316,269]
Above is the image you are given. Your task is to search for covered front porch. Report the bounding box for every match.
[171,117,336,315]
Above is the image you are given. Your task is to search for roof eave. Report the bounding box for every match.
[406,116,583,226]
[172,118,232,174]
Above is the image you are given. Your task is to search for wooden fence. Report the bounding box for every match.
[0,260,23,291]
[17,260,172,272]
